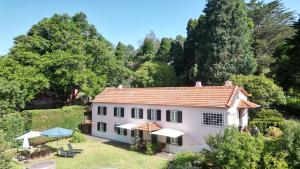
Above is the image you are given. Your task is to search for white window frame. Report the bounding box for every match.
[134,108,140,119]
[116,107,122,117]
[202,112,224,127]
[98,106,105,115]
[134,130,140,138]
[98,122,106,132]
[170,110,178,122]
[170,137,178,145]
[150,109,157,120]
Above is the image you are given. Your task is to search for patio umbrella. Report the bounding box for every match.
[41,127,73,145]
[15,131,42,149]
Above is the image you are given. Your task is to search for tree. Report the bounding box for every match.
[273,18,300,92]
[6,13,126,104]
[247,0,295,75]
[132,62,177,87]
[0,57,49,114]
[155,37,173,63]
[0,130,10,169]
[230,75,286,108]
[115,42,127,62]
[196,0,257,84]
[171,36,185,82]
[205,127,264,169]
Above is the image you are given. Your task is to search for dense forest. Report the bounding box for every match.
[0,0,300,168]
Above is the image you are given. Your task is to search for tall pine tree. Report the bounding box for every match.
[196,0,256,84]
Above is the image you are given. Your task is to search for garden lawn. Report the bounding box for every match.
[17,137,168,169]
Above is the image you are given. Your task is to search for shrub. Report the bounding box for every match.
[266,126,283,138]
[70,129,86,143]
[22,106,85,131]
[249,109,285,133]
[0,113,25,147]
[168,152,206,169]
[0,130,11,169]
[205,127,264,169]
[280,120,300,168]
[263,152,289,169]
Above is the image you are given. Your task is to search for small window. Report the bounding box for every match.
[114,107,124,117]
[147,109,161,121]
[202,113,224,126]
[167,110,182,123]
[170,137,178,145]
[98,106,106,115]
[132,108,143,119]
[97,122,106,132]
[114,124,127,136]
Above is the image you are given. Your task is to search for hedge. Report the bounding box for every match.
[0,113,25,147]
[22,106,85,131]
[249,118,285,134]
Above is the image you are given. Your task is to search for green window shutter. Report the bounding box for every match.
[121,108,124,117]
[177,111,182,123]
[103,107,107,115]
[178,136,183,146]
[131,108,135,118]
[98,107,101,115]
[103,123,107,132]
[123,129,127,136]
[97,122,100,131]
[139,109,143,119]
[139,130,143,138]
[157,110,161,120]
[131,130,134,137]
[147,109,151,120]
[166,136,170,144]
[114,107,117,116]
[166,110,170,121]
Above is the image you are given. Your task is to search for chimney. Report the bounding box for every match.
[224,80,233,86]
[118,85,123,89]
[195,81,202,88]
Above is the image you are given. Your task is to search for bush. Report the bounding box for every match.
[249,109,285,133]
[168,152,206,169]
[22,106,85,131]
[70,129,86,143]
[0,113,25,147]
[0,130,11,169]
[205,127,264,169]
[266,126,283,138]
[280,120,300,168]
[263,151,289,169]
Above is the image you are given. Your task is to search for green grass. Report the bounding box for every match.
[14,137,168,169]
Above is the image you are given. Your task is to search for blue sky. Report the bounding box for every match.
[0,0,299,55]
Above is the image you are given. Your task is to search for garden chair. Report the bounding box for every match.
[58,147,76,158]
[67,143,83,154]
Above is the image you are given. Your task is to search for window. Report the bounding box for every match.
[166,136,183,146]
[114,107,124,117]
[97,106,107,115]
[131,130,143,138]
[131,108,143,119]
[170,137,178,144]
[147,109,161,120]
[202,113,224,126]
[114,124,127,136]
[166,110,182,123]
[97,122,106,132]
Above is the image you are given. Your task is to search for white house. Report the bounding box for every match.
[91,81,259,153]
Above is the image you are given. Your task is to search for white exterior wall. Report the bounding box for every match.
[91,101,244,153]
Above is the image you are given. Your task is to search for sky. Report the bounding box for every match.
[0,0,299,55]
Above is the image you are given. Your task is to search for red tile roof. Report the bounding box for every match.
[237,99,260,109]
[91,85,256,108]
